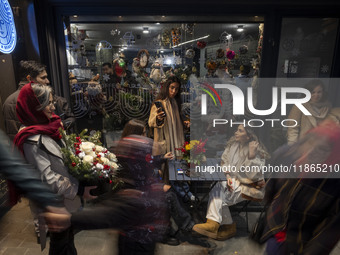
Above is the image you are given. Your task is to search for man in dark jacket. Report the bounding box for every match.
[3,60,75,140]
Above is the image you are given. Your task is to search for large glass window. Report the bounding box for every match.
[63,17,264,146]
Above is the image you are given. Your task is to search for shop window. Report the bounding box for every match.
[63,17,264,145]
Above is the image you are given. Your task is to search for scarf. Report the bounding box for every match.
[163,98,184,157]
[14,82,63,153]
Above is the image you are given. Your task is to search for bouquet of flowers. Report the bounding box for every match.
[59,128,120,184]
[176,139,207,166]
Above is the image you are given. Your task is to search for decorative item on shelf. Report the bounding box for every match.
[171,28,181,47]
[239,45,248,54]
[170,65,197,86]
[161,29,171,47]
[196,40,207,49]
[176,139,207,168]
[184,23,195,35]
[185,48,195,59]
[96,40,112,50]
[137,49,150,68]
[59,128,120,185]
[150,60,164,84]
[220,31,233,48]
[226,50,235,60]
[216,48,225,59]
[110,28,121,36]
[206,59,217,71]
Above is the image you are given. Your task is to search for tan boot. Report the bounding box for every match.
[216,222,236,241]
[192,219,220,239]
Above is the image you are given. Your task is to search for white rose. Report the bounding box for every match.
[96,163,104,170]
[88,151,96,157]
[95,146,105,153]
[98,152,105,158]
[108,153,117,162]
[83,155,94,164]
[80,142,95,154]
[109,162,119,169]
[101,157,110,165]
[78,152,86,158]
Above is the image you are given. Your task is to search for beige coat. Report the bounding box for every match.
[148,98,184,157]
[221,142,266,200]
[287,102,330,145]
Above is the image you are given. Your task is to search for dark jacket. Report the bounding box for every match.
[2,82,75,140]
[261,144,340,255]
[0,130,62,212]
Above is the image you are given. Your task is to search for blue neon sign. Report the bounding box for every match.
[0,0,17,54]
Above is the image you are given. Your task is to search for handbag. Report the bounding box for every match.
[249,204,268,244]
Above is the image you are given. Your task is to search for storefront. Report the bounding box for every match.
[1,0,340,211]
[31,1,340,148]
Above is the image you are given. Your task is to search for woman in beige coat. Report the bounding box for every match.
[287,79,331,144]
[193,125,269,241]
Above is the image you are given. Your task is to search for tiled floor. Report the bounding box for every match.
[0,198,339,255]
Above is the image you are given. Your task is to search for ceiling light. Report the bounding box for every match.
[160,50,164,53]
[143,27,150,34]
[237,25,244,32]
[73,15,78,18]
[161,16,166,18]
[156,22,160,25]
[173,35,210,48]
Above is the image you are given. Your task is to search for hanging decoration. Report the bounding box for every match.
[226,50,235,60]
[216,48,225,59]
[161,30,171,47]
[185,48,195,59]
[110,28,121,36]
[206,60,217,71]
[150,60,165,84]
[171,28,181,47]
[239,45,248,54]
[185,23,195,35]
[196,41,207,49]
[219,31,233,49]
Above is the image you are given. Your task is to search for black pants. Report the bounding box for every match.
[49,227,77,255]
[166,189,194,232]
[118,234,155,255]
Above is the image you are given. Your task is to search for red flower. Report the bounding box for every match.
[93,148,96,151]
[104,165,110,170]
[58,134,62,139]
[75,150,81,155]
[104,150,108,153]
[97,154,101,158]
[145,154,153,163]
[109,180,113,184]
[71,162,76,167]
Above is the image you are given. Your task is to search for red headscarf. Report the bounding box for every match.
[14,82,63,152]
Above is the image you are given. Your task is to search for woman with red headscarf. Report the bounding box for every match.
[14,82,95,255]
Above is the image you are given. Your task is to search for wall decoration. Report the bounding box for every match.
[122,31,135,46]
[0,0,17,53]
[161,30,171,46]
[150,60,164,84]
[96,40,112,50]
[171,28,181,47]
